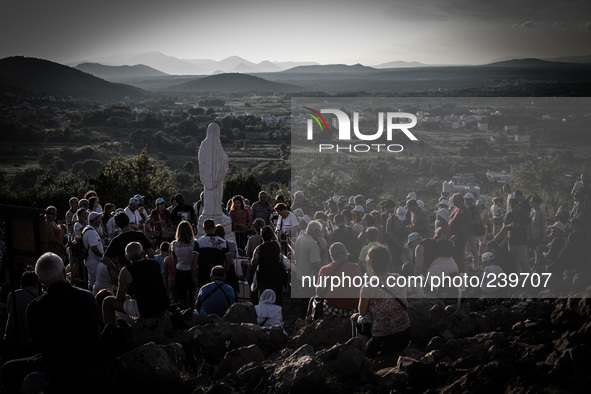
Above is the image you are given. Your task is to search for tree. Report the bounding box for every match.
[223,171,261,204]
[510,154,570,215]
[279,143,288,157]
[183,161,195,172]
[93,149,173,208]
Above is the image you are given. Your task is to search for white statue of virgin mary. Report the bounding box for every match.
[198,123,229,217]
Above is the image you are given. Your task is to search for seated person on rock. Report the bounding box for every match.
[195,265,236,317]
[256,289,286,334]
[103,242,169,325]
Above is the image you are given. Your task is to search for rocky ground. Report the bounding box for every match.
[64,294,591,394]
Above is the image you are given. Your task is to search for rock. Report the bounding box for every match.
[565,344,591,372]
[134,313,174,345]
[426,336,444,352]
[566,298,591,319]
[422,349,443,363]
[452,354,481,369]
[217,344,265,378]
[185,312,217,329]
[408,299,441,347]
[317,337,366,377]
[223,302,257,324]
[268,325,288,350]
[429,303,445,320]
[187,322,274,364]
[482,306,522,331]
[551,306,583,330]
[204,381,237,394]
[270,345,327,394]
[577,317,591,336]
[571,272,591,294]
[374,367,408,392]
[232,362,271,393]
[69,342,181,393]
[162,342,186,367]
[292,317,353,350]
[524,301,555,320]
[396,356,435,388]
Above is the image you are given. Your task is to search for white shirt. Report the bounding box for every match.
[506,192,515,213]
[73,221,85,238]
[171,241,194,271]
[82,225,104,266]
[124,207,142,226]
[93,262,115,296]
[276,212,298,237]
[106,217,119,239]
[572,180,583,195]
[491,204,502,219]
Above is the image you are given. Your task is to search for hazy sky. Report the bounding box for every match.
[2,0,590,65]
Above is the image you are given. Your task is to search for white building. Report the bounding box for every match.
[504,125,519,133]
[515,135,530,142]
[486,170,512,185]
[477,123,489,132]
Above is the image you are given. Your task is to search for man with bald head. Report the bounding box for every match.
[103,242,169,325]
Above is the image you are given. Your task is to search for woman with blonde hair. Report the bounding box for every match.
[171,220,196,307]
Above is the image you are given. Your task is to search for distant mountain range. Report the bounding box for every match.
[481,58,591,69]
[2,55,590,102]
[75,52,319,75]
[75,62,168,79]
[0,56,149,102]
[73,51,591,78]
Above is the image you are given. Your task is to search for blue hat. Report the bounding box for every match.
[133,194,144,200]
[155,197,165,205]
[129,198,139,204]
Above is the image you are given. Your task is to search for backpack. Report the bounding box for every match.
[70,227,95,260]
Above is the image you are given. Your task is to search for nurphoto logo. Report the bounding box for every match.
[304,107,418,153]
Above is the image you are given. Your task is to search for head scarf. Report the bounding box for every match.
[257,289,279,318]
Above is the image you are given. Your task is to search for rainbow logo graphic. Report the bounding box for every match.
[304,107,329,132]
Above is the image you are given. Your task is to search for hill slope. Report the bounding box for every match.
[75,62,168,79]
[165,73,301,92]
[0,56,149,102]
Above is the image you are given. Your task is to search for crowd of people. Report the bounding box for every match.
[0,173,590,391]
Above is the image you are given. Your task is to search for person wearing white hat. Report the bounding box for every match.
[83,211,104,290]
[396,207,406,222]
[402,232,423,269]
[149,197,172,244]
[124,197,143,231]
[480,252,504,294]
[406,192,417,201]
[434,208,451,240]
[438,199,449,209]
[416,200,424,208]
